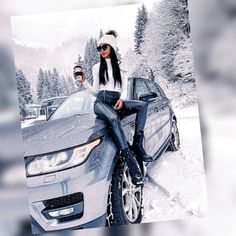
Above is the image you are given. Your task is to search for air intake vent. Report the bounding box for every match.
[43,192,83,210]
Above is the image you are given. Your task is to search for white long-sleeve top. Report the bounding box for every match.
[83,58,128,100]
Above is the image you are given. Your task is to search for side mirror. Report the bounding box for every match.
[138,92,158,102]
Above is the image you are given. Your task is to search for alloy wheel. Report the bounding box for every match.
[122,164,142,222]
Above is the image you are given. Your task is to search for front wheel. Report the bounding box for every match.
[106,158,143,226]
[168,119,180,151]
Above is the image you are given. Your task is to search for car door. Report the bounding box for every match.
[133,78,162,157]
[145,80,171,153]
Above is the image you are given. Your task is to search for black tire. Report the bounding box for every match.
[168,119,180,151]
[106,155,144,226]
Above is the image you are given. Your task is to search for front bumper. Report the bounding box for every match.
[31,214,107,234]
[26,137,118,232]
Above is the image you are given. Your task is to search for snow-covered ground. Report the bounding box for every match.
[143,103,208,222]
[21,115,46,129]
[20,103,208,223]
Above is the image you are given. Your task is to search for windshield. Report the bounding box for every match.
[49,91,96,121]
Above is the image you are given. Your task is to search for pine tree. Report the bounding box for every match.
[116,47,122,63]
[83,40,90,82]
[47,69,53,97]
[61,75,70,96]
[51,68,58,97]
[67,76,77,94]
[134,4,148,54]
[83,37,100,85]
[42,71,51,99]
[93,38,100,63]
[57,78,64,97]
[16,68,33,117]
[50,67,63,97]
[141,0,190,83]
[173,37,195,83]
[36,68,44,102]
[99,29,104,39]
[75,53,84,67]
[122,49,155,81]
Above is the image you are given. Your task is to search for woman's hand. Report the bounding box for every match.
[114,99,123,110]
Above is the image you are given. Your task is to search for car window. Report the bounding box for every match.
[145,80,163,100]
[51,97,67,106]
[135,79,150,99]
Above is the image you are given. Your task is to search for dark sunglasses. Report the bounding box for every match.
[97,44,109,52]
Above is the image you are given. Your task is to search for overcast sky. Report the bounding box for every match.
[10,0,157,55]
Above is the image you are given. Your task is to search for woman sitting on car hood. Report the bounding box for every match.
[74,30,153,186]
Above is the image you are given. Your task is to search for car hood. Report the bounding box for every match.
[22,113,109,157]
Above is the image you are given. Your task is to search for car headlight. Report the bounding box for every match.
[26,138,101,176]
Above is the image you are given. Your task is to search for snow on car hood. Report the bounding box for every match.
[22,113,109,157]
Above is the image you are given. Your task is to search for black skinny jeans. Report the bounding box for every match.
[93,90,148,150]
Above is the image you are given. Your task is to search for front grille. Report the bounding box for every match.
[43,193,83,210]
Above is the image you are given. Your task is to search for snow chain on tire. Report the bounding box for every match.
[106,154,143,227]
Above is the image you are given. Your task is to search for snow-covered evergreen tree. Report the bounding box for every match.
[83,37,100,85]
[61,75,70,96]
[16,68,33,117]
[75,53,84,67]
[47,69,53,97]
[141,0,190,82]
[51,68,58,97]
[36,68,44,102]
[67,76,77,94]
[134,4,148,54]
[174,38,195,83]
[122,49,154,80]
[42,70,51,99]
[99,29,104,39]
[116,47,122,63]
[93,38,100,64]
[50,67,63,97]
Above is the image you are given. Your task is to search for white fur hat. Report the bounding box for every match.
[98,34,117,50]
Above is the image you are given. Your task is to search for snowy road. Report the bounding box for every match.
[143,103,208,222]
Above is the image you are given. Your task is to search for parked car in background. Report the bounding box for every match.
[40,96,68,120]
[22,77,180,233]
[24,103,41,120]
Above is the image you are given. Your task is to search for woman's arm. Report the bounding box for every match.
[120,66,128,100]
[82,63,100,97]
[113,64,128,110]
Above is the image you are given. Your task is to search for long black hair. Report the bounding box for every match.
[99,31,122,88]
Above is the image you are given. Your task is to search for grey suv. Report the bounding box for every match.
[22,77,180,233]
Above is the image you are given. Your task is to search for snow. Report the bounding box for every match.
[143,103,208,222]
[20,102,208,223]
[21,115,46,129]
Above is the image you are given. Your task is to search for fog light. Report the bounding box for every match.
[48,207,74,218]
